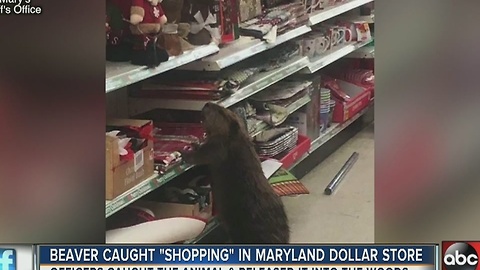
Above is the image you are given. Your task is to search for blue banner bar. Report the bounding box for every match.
[38,245,436,265]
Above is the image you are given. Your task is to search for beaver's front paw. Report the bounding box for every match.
[181,152,194,164]
[181,144,198,164]
[193,142,202,150]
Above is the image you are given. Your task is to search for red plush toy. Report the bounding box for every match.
[129,0,170,66]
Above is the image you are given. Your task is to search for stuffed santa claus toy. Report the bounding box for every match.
[129,0,170,66]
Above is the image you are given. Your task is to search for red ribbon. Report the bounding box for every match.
[128,124,154,141]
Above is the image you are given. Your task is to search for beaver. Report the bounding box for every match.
[183,102,290,244]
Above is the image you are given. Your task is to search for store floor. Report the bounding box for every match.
[283,123,374,243]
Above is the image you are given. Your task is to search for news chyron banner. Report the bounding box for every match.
[35,245,438,270]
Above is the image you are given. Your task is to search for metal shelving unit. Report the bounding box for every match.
[105,0,372,93]
[249,94,312,137]
[105,0,375,244]
[287,95,312,114]
[300,39,373,74]
[289,104,373,170]
[179,26,311,71]
[128,56,309,114]
[346,45,375,59]
[308,0,374,26]
[106,93,312,218]
[106,44,219,93]
[105,164,193,217]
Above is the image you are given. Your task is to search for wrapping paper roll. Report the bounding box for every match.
[106,217,207,244]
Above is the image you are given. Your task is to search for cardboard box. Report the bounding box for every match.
[330,80,371,123]
[106,119,154,200]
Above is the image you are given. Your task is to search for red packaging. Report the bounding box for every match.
[362,58,374,72]
[323,78,371,123]
[324,66,375,99]
[278,134,311,169]
[220,0,240,43]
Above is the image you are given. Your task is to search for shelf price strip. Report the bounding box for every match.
[105,164,193,217]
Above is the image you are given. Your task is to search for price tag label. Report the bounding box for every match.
[134,150,144,172]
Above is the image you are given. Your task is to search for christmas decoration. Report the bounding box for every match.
[129,0,170,66]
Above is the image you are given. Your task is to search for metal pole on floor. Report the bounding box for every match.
[324,152,359,195]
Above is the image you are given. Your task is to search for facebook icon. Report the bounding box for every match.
[0,249,16,270]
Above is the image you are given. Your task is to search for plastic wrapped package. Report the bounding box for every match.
[340,69,375,87]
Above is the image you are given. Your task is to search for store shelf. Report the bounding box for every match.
[368,13,375,23]
[308,0,374,26]
[337,9,375,24]
[250,94,312,137]
[310,106,370,152]
[300,39,373,74]
[128,56,309,114]
[105,44,219,93]
[107,95,310,218]
[124,88,311,218]
[179,26,311,71]
[287,95,311,114]
[249,120,270,137]
[345,45,374,58]
[288,103,373,170]
[106,0,376,242]
[105,164,193,217]
[219,57,310,108]
[343,14,374,24]
[106,97,311,218]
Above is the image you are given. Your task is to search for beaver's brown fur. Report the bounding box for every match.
[183,102,290,244]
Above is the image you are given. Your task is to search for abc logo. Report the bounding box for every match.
[444,242,478,270]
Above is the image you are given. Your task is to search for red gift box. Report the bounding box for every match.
[362,58,374,72]
[323,78,372,123]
